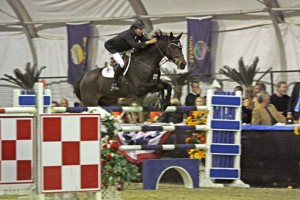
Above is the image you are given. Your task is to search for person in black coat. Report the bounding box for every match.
[185,81,202,106]
[270,81,290,117]
[287,82,300,122]
[104,19,157,91]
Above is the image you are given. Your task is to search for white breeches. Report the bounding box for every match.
[111,53,125,68]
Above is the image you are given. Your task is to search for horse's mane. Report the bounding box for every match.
[150,29,169,40]
[133,29,169,57]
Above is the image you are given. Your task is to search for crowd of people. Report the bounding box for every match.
[111,80,300,126]
[49,80,300,126]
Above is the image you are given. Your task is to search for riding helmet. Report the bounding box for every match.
[131,19,145,29]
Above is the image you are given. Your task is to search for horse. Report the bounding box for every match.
[74,30,186,107]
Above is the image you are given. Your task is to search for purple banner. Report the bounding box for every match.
[187,18,212,81]
[67,23,90,84]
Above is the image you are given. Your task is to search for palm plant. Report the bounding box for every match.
[0,63,46,90]
[219,57,272,98]
[161,68,206,100]
[161,68,189,99]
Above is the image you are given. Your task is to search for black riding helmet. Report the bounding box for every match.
[131,19,145,29]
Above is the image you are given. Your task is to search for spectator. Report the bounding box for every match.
[60,98,69,107]
[186,97,207,125]
[130,100,144,123]
[251,91,285,125]
[74,102,81,107]
[234,85,243,94]
[113,98,129,121]
[242,98,252,124]
[194,96,206,106]
[270,81,290,117]
[287,82,300,122]
[158,98,184,123]
[51,101,59,107]
[253,82,266,96]
[185,81,202,106]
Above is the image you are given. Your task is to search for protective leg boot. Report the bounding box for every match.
[110,65,123,92]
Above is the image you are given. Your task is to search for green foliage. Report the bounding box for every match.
[219,57,272,87]
[0,63,46,90]
[101,141,140,190]
[101,116,140,190]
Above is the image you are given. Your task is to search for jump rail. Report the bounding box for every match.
[119,124,207,132]
[119,144,207,151]
[51,106,208,113]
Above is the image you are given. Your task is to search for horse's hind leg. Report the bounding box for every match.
[155,81,172,110]
[160,81,172,106]
[163,82,172,106]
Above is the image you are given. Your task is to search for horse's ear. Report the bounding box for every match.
[170,32,174,40]
[177,32,183,39]
[157,29,163,37]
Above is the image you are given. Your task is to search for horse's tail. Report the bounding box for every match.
[73,74,84,101]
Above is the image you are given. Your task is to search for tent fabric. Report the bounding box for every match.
[1,0,300,106]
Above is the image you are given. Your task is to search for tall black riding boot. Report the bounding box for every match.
[110,65,123,92]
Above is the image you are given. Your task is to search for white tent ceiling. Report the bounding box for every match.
[0,0,300,106]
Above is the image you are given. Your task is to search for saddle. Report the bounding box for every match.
[102,52,131,78]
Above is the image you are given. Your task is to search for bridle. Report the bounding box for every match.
[132,38,184,68]
[156,39,184,66]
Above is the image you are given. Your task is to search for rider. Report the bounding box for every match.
[104,19,157,92]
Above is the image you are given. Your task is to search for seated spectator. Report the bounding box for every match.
[51,101,59,107]
[158,98,184,123]
[74,102,81,107]
[130,100,144,123]
[253,82,266,96]
[185,81,202,106]
[242,98,252,124]
[60,98,69,107]
[186,97,207,125]
[194,96,206,106]
[251,91,285,125]
[234,85,243,93]
[287,82,300,122]
[270,81,290,117]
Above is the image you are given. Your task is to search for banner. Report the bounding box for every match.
[116,131,171,163]
[187,17,212,81]
[67,23,90,84]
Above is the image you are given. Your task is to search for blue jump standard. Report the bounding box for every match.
[142,159,199,190]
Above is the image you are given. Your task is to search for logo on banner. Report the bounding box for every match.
[194,41,207,60]
[70,44,84,65]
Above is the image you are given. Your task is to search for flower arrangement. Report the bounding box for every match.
[185,132,206,160]
[185,110,207,126]
[100,115,140,190]
[185,110,208,160]
[294,126,299,135]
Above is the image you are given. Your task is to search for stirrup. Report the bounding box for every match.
[110,83,119,92]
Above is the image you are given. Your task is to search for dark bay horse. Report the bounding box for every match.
[74,30,186,107]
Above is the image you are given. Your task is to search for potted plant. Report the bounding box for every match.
[0,62,46,90]
[219,57,272,99]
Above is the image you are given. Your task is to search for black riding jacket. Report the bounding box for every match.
[104,28,148,54]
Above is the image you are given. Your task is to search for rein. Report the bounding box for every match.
[132,39,183,68]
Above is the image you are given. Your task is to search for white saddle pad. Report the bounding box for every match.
[102,66,114,78]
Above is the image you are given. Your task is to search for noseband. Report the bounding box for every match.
[156,40,184,64]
